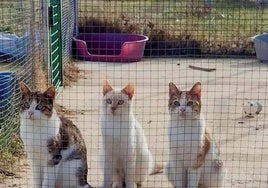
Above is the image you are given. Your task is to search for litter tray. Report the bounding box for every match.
[73,33,148,62]
[252,33,268,62]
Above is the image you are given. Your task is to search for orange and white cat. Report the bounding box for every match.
[100,80,159,188]
[165,82,226,188]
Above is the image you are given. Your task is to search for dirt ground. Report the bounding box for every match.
[1,58,267,187]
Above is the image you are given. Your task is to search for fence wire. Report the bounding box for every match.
[62,0,76,65]
[0,0,267,188]
[0,0,35,150]
[78,0,268,57]
[73,1,268,188]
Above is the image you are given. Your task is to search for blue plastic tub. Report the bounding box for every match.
[252,33,268,62]
[0,72,16,109]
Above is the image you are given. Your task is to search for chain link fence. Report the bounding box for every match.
[74,1,268,188]
[78,0,268,57]
[0,0,36,150]
[0,0,77,150]
[62,0,76,65]
[0,0,267,187]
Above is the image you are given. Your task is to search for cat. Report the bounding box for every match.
[19,82,92,188]
[100,80,161,188]
[165,82,226,188]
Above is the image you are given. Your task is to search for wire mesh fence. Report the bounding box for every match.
[73,0,268,187]
[0,0,77,149]
[0,0,35,150]
[62,0,76,65]
[0,0,268,188]
[77,0,268,57]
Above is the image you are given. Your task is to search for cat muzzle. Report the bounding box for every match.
[28,111,34,119]
[179,109,186,117]
[111,109,116,115]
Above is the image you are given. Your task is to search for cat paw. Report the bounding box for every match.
[136,182,141,187]
[124,182,137,188]
[213,158,223,170]
[112,182,123,188]
[47,154,61,166]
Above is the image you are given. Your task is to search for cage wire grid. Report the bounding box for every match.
[0,0,35,149]
[0,0,268,188]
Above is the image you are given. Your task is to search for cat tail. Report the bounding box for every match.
[149,163,164,175]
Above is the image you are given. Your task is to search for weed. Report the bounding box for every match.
[0,133,24,182]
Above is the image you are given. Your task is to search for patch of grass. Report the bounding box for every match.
[78,0,268,56]
[0,0,32,35]
[0,1,22,35]
[0,133,24,182]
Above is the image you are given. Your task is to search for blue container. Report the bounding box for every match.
[0,72,15,109]
[252,33,268,62]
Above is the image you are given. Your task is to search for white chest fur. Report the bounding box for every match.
[101,114,136,152]
[20,111,60,160]
[168,115,205,164]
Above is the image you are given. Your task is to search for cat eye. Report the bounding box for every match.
[24,102,30,109]
[187,101,194,106]
[173,101,180,106]
[35,105,46,111]
[35,105,41,111]
[118,100,124,105]
[106,98,112,104]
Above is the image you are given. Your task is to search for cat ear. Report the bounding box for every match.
[121,83,135,100]
[20,82,31,96]
[190,82,201,100]
[102,80,113,96]
[169,82,180,98]
[44,86,56,99]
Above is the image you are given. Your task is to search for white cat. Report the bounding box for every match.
[100,80,160,188]
[19,82,91,188]
[165,82,226,188]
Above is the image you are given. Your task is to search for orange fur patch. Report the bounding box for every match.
[193,130,211,169]
[121,82,135,100]
[102,80,113,96]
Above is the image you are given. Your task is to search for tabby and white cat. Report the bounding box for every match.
[100,80,160,188]
[19,82,92,188]
[165,82,226,188]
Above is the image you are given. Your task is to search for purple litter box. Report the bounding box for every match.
[73,33,148,62]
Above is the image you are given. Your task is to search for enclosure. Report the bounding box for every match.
[0,0,267,188]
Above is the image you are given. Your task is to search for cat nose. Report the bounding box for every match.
[111,106,116,111]
[28,111,34,119]
[180,108,186,113]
